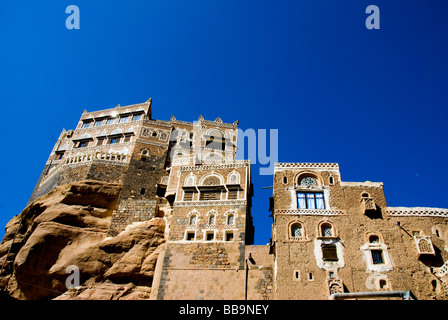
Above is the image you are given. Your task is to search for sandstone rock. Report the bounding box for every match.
[0,180,166,300]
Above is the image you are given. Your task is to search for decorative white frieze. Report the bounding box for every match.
[174,200,247,207]
[387,207,448,218]
[180,160,250,171]
[275,209,345,216]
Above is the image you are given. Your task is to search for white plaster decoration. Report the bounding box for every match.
[314,239,345,271]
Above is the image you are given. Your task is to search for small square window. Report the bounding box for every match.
[225,231,234,242]
[186,232,195,241]
[206,232,215,241]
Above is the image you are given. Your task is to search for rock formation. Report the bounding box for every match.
[0,180,166,300]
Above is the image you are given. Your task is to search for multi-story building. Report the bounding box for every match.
[26,99,448,300]
[270,162,448,300]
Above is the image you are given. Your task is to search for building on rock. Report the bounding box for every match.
[21,99,448,300]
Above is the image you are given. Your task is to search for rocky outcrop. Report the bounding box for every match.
[0,180,166,300]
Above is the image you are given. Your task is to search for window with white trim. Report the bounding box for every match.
[297,192,325,209]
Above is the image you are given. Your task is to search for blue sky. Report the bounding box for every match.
[0,1,447,244]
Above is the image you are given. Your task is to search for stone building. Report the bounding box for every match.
[270,163,448,300]
[26,99,448,300]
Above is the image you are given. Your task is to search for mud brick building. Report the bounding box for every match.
[27,99,448,300]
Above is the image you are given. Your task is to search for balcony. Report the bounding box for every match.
[414,235,435,257]
[361,197,376,213]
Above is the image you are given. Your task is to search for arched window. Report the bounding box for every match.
[186,210,200,228]
[203,152,224,164]
[227,171,240,185]
[208,214,216,226]
[298,175,319,188]
[141,149,149,161]
[290,223,303,239]
[369,235,379,243]
[321,223,333,237]
[379,279,388,290]
[205,128,226,151]
[185,174,196,186]
[206,210,217,227]
[227,214,235,226]
[202,175,222,186]
[189,214,197,226]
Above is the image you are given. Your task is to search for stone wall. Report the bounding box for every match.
[245,245,274,300]
[108,199,158,236]
[155,242,246,299]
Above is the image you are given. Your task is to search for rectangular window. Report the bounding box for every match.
[123,135,132,143]
[77,140,89,148]
[106,118,116,125]
[315,193,325,209]
[297,192,325,209]
[94,120,103,127]
[322,244,338,261]
[183,190,195,201]
[109,137,119,144]
[206,232,215,241]
[307,193,316,209]
[119,116,129,123]
[199,190,221,201]
[371,250,384,264]
[97,138,104,146]
[81,121,92,128]
[132,114,142,121]
[55,151,65,160]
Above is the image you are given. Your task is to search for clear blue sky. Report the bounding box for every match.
[0,1,447,244]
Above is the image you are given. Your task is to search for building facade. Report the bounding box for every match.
[270,163,448,300]
[27,99,448,300]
